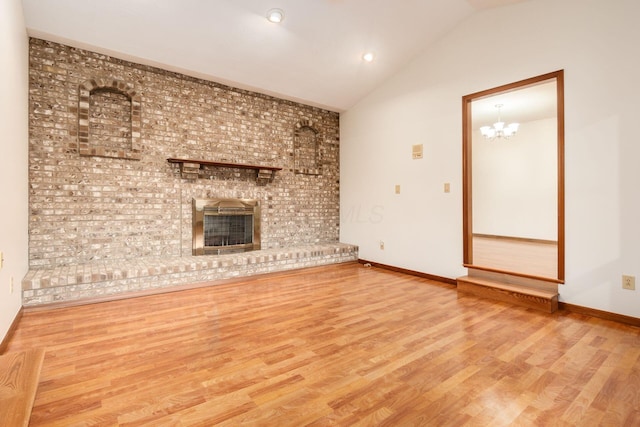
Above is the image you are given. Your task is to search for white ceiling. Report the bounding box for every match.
[472,80,558,127]
[22,0,529,112]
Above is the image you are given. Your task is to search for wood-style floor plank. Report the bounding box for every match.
[473,235,558,279]
[6,262,640,426]
[0,348,45,427]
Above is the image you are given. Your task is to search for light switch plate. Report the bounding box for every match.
[412,144,423,159]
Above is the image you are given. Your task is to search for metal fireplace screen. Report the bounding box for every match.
[192,198,261,255]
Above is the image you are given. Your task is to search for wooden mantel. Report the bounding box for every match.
[167,158,282,184]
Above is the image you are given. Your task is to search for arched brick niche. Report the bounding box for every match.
[78,78,141,160]
[294,119,321,175]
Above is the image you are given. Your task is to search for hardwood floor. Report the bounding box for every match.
[6,262,640,426]
[0,348,45,426]
[473,235,558,279]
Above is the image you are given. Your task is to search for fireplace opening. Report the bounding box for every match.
[192,198,261,255]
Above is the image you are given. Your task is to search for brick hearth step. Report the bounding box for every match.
[22,243,358,307]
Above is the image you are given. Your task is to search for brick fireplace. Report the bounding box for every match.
[24,38,357,305]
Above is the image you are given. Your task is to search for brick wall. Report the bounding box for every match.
[28,38,340,269]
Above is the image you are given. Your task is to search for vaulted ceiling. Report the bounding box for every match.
[22,0,528,112]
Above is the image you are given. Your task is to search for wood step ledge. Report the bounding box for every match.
[457,275,559,313]
[0,349,45,427]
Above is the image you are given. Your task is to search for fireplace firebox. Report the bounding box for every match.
[192,198,261,255]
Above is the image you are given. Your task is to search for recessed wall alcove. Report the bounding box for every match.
[294,119,321,175]
[78,78,141,160]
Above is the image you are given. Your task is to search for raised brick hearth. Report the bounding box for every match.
[23,244,358,306]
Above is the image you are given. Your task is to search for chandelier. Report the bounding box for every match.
[480,104,519,140]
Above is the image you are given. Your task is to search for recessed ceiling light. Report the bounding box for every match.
[363,52,374,63]
[267,8,284,23]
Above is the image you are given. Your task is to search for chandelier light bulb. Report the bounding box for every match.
[363,52,374,62]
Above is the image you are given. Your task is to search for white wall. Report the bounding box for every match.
[473,118,557,240]
[340,0,640,318]
[0,0,29,343]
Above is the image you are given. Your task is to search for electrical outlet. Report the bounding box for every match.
[379,241,385,250]
[622,275,635,290]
